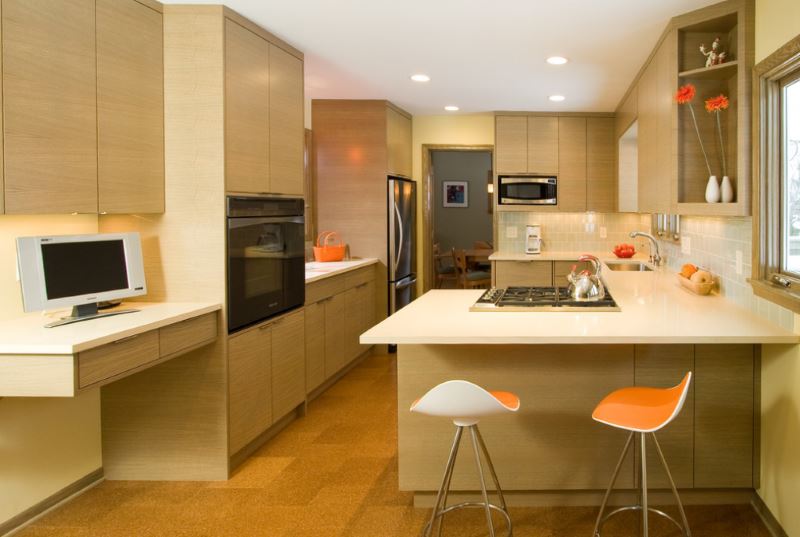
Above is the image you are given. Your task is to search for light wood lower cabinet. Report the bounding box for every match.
[271,309,306,420]
[228,308,306,454]
[228,323,272,454]
[493,261,554,288]
[305,265,377,393]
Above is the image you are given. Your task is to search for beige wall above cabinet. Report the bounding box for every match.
[224,16,304,197]
[3,0,98,214]
[494,113,615,213]
[96,0,164,214]
[3,0,164,216]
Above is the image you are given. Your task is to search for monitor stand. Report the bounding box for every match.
[45,303,140,328]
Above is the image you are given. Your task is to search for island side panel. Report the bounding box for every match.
[397,344,636,492]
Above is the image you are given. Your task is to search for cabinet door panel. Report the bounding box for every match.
[225,19,269,194]
[586,117,616,212]
[228,326,271,453]
[269,45,304,195]
[272,309,305,420]
[305,301,326,393]
[527,116,558,174]
[324,293,346,378]
[695,345,754,487]
[495,116,527,173]
[387,107,412,177]
[494,261,553,288]
[635,345,694,488]
[3,0,97,214]
[344,287,361,363]
[557,117,587,212]
[97,0,164,214]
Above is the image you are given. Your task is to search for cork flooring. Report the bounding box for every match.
[17,353,771,537]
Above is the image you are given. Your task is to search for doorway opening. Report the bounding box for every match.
[421,145,494,291]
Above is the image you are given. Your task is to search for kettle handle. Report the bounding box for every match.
[578,254,601,278]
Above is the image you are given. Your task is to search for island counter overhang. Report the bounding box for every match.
[360,279,799,506]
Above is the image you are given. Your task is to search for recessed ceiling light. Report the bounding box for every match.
[546,56,568,65]
[548,95,566,102]
[444,105,459,111]
[410,74,430,82]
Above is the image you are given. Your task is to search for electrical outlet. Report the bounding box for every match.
[506,226,518,239]
[681,236,691,255]
[599,226,607,239]
[735,250,743,275]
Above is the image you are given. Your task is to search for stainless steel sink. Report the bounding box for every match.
[605,261,653,272]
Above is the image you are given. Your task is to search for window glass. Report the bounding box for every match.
[782,78,800,275]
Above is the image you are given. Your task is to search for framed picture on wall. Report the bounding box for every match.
[443,181,468,208]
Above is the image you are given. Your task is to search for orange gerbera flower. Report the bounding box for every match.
[674,84,696,104]
[705,94,730,112]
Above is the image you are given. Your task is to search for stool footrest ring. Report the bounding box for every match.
[422,501,512,537]
[595,504,690,537]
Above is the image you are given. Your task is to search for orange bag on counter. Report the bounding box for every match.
[313,231,346,262]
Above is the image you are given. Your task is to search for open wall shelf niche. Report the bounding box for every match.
[672,0,753,216]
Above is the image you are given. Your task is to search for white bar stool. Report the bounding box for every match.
[411,380,520,537]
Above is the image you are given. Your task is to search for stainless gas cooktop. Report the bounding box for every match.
[469,286,620,312]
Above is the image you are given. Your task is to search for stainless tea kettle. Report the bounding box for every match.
[566,254,605,301]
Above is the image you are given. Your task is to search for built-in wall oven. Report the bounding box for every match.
[226,196,305,333]
[497,176,557,205]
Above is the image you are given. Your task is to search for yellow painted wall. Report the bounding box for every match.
[755,2,800,535]
[411,114,495,290]
[0,216,103,526]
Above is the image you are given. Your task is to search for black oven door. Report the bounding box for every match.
[498,177,557,205]
[227,215,305,332]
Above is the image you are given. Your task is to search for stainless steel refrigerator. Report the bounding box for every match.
[388,176,416,315]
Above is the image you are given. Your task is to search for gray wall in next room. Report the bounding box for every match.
[432,150,493,253]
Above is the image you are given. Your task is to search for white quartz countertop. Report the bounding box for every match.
[361,261,799,345]
[0,302,221,355]
[305,258,379,283]
[489,250,647,262]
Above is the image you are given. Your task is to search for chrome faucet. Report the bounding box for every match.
[629,231,663,266]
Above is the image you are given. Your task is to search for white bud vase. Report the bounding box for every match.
[705,175,720,203]
[720,175,734,203]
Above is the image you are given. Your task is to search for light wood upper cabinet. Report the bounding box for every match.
[587,117,616,212]
[3,0,98,214]
[96,0,164,214]
[386,106,412,177]
[271,309,305,421]
[557,117,587,212]
[269,44,304,195]
[228,325,272,454]
[495,116,528,173]
[225,19,270,195]
[527,116,559,175]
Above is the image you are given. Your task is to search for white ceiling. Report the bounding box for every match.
[163,0,721,115]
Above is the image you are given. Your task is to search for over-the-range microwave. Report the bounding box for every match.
[497,175,557,205]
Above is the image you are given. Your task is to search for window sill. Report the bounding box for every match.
[750,279,800,315]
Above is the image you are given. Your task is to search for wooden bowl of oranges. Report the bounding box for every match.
[677,263,714,295]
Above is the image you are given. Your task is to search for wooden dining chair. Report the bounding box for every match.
[434,243,458,289]
[471,240,493,271]
[452,248,491,289]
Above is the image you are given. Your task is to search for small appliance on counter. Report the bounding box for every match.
[525,224,542,255]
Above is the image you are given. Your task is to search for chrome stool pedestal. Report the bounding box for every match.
[423,425,512,537]
[593,431,691,537]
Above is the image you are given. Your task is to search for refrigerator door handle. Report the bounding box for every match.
[393,199,403,277]
[395,276,416,291]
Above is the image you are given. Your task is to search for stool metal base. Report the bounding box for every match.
[593,431,691,537]
[422,425,512,537]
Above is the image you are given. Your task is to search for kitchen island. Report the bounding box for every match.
[360,261,799,506]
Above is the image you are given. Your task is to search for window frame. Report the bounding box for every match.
[752,33,800,313]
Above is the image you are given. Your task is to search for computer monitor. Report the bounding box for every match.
[16,232,147,327]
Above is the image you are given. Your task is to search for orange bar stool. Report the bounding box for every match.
[411,380,520,537]
[591,372,693,537]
